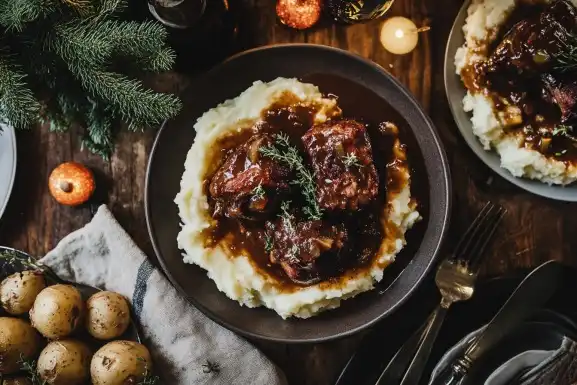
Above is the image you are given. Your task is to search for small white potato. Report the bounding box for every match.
[30,284,84,339]
[0,317,41,374]
[91,341,152,385]
[0,271,46,315]
[86,291,131,340]
[37,340,92,385]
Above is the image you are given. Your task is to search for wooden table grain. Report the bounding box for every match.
[1,0,575,384]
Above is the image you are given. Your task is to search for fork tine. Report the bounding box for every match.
[450,202,495,260]
[466,206,506,271]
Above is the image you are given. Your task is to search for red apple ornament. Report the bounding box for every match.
[49,162,96,206]
[276,0,322,30]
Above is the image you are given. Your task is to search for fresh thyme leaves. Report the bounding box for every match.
[342,152,363,168]
[264,233,274,253]
[553,124,572,136]
[19,357,46,385]
[286,245,301,264]
[553,30,577,72]
[279,201,295,234]
[138,373,160,385]
[135,359,159,385]
[0,250,61,283]
[259,133,323,221]
[202,360,221,374]
[251,183,266,200]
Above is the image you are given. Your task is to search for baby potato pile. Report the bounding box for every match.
[0,270,155,385]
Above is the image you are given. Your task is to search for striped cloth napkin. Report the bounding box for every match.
[39,205,287,385]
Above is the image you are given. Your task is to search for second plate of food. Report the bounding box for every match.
[445,0,577,201]
[146,44,451,342]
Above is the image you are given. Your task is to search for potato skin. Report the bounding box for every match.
[86,291,130,340]
[91,341,152,385]
[37,340,92,385]
[0,271,46,315]
[29,284,85,339]
[0,318,41,375]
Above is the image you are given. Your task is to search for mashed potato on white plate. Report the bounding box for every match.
[175,78,420,319]
[456,0,577,185]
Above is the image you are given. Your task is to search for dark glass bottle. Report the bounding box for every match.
[147,0,239,72]
[325,0,395,23]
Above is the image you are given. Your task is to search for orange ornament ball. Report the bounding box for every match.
[276,0,322,30]
[48,162,96,206]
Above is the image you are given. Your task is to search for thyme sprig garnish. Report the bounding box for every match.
[279,201,295,234]
[259,134,323,220]
[19,357,46,385]
[553,30,577,72]
[343,152,363,168]
[251,183,266,200]
[136,358,160,384]
[0,250,61,283]
[264,234,274,253]
[202,360,221,374]
[552,124,572,136]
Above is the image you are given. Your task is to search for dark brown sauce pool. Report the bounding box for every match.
[201,74,427,290]
[461,1,577,161]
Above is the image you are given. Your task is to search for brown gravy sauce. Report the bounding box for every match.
[461,1,577,161]
[201,74,423,290]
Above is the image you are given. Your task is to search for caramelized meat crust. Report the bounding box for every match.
[302,119,379,211]
[266,215,348,285]
[209,135,291,220]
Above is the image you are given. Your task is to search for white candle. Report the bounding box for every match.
[380,16,419,55]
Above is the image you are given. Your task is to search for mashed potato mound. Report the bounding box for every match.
[456,0,577,185]
[175,78,420,319]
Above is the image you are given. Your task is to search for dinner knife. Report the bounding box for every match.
[431,260,563,385]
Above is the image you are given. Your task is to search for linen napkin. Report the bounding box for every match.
[517,337,577,385]
[38,204,287,385]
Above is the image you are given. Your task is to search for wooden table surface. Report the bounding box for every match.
[1,0,575,384]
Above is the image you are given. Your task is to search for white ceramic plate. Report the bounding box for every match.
[444,1,577,201]
[0,124,16,220]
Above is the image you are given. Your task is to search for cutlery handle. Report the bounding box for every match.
[399,304,449,385]
[430,360,468,385]
[374,311,434,384]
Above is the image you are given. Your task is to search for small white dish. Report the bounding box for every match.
[0,123,17,221]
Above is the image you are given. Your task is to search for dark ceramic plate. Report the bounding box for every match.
[445,1,577,201]
[145,44,451,342]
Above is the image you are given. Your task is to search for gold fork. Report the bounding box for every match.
[376,202,507,385]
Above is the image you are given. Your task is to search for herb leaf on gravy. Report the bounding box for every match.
[260,134,323,220]
[343,152,363,168]
[251,183,266,200]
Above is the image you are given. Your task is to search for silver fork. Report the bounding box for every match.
[375,202,506,385]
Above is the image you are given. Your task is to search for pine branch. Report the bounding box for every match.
[0,57,41,128]
[74,69,181,130]
[0,0,54,31]
[51,19,116,68]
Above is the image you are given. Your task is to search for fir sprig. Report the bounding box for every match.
[260,134,323,220]
[0,0,181,157]
[0,57,41,129]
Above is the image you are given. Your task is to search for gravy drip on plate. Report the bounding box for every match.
[461,0,577,161]
[202,75,415,290]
